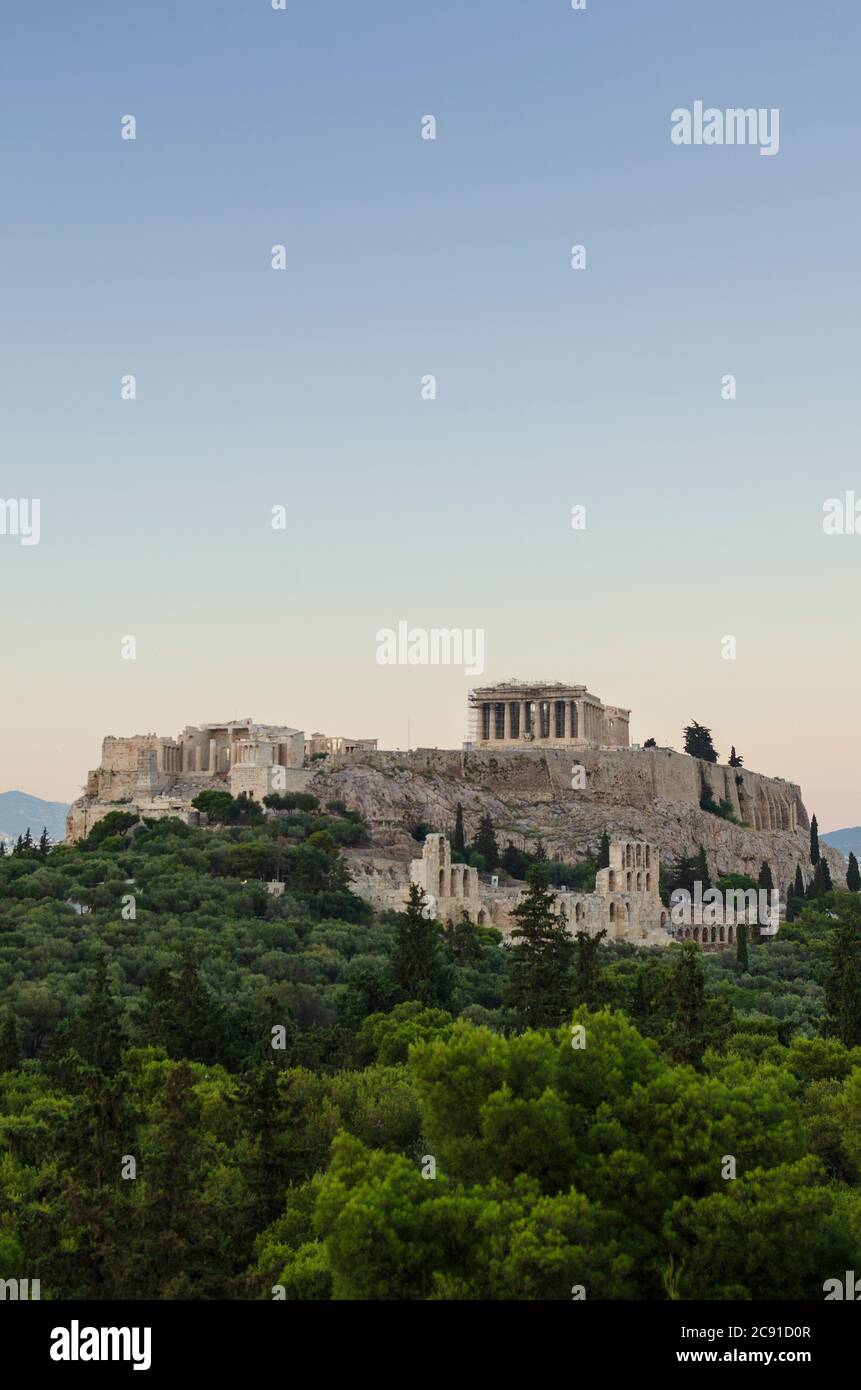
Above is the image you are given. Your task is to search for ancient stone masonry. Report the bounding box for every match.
[468,680,629,750]
[309,744,843,898]
[67,718,307,841]
[353,832,674,946]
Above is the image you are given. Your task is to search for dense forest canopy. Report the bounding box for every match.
[2,805,861,1300]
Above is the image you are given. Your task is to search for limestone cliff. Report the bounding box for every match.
[308,746,843,892]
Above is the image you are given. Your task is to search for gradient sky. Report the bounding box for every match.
[1,0,859,830]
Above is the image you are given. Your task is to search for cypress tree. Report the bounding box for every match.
[66,954,123,1075]
[390,884,452,1007]
[736,921,749,971]
[825,906,861,1047]
[597,831,610,870]
[572,928,607,1009]
[810,815,820,865]
[507,866,574,1029]
[794,864,805,899]
[694,845,711,893]
[848,852,861,893]
[37,826,50,859]
[473,814,499,871]
[668,943,710,1066]
[453,802,466,856]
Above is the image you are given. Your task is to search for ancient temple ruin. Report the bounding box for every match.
[467,681,630,749]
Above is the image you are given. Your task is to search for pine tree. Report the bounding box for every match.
[848,852,861,893]
[758,861,774,891]
[810,815,820,865]
[472,814,499,871]
[597,831,610,870]
[390,884,452,1007]
[683,721,718,763]
[507,866,574,1029]
[37,826,50,859]
[821,858,833,893]
[728,746,743,767]
[784,883,796,923]
[453,802,466,856]
[14,835,22,856]
[22,827,32,851]
[794,864,805,898]
[736,921,749,971]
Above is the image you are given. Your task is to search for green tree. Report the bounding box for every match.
[0,1011,19,1070]
[573,929,607,1009]
[390,884,452,1007]
[694,845,711,893]
[472,814,499,871]
[825,902,861,1047]
[810,814,820,866]
[794,864,806,898]
[848,853,861,893]
[507,866,574,1029]
[597,831,610,870]
[453,803,466,856]
[728,746,743,767]
[683,721,718,763]
[736,921,749,971]
[191,789,235,823]
[63,955,123,1075]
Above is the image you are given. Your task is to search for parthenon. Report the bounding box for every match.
[467,681,630,749]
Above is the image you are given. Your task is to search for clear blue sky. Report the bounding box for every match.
[2,1,860,828]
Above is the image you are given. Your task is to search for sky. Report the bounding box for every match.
[1,0,859,830]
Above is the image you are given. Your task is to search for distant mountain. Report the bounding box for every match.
[0,791,70,846]
[821,827,859,860]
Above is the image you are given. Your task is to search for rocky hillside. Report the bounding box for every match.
[308,746,844,892]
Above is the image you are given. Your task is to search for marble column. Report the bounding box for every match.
[564,701,572,738]
[503,702,512,740]
[520,701,528,739]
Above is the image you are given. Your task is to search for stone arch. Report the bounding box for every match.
[609,902,616,923]
[728,925,734,943]
[719,924,725,943]
[636,871,643,890]
[646,846,651,867]
[439,869,445,896]
[608,870,616,891]
[626,872,632,890]
[660,911,668,928]
[477,909,487,926]
[646,873,651,890]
